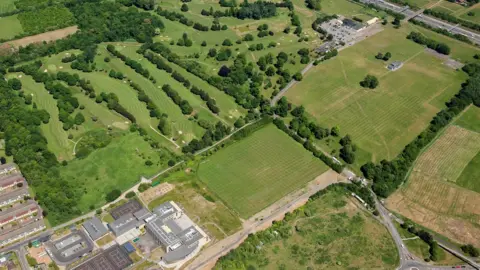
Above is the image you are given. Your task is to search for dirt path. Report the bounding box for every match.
[2,26,78,49]
[185,170,348,270]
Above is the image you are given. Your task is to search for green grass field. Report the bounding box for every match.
[454,104,480,133]
[60,132,173,212]
[286,25,468,162]
[0,14,23,40]
[0,0,16,14]
[216,188,399,269]
[198,124,328,218]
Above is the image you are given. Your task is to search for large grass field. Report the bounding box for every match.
[216,188,399,269]
[60,132,173,212]
[286,25,469,163]
[198,124,328,218]
[386,123,480,246]
[0,0,16,14]
[0,14,23,40]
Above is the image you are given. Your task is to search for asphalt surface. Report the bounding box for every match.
[359,0,480,45]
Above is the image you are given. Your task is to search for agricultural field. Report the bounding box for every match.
[286,25,469,163]
[320,0,386,18]
[198,124,329,218]
[17,6,75,34]
[386,124,480,246]
[0,0,16,14]
[0,14,23,40]
[459,4,480,23]
[59,132,174,212]
[215,188,399,269]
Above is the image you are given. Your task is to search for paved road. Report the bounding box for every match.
[359,0,480,44]
[16,247,29,270]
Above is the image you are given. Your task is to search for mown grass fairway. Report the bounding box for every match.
[387,125,480,246]
[0,15,23,40]
[60,132,173,212]
[198,124,328,218]
[216,188,399,269]
[286,25,468,162]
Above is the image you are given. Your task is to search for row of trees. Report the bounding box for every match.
[400,222,442,261]
[106,44,152,80]
[156,7,210,32]
[95,92,137,123]
[190,86,220,114]
[182,121,231,153]
[361,68,480,197]
[161,84,193,115]
[409,19,472,45]
[407,31,451,55]
[200,0,277,19]
[424,8,480,32]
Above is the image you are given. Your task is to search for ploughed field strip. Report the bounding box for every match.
[386,125,480,246]
[198,124,328,218]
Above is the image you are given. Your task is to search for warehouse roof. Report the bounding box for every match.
[108,213,144,236]
[83,217,108,241]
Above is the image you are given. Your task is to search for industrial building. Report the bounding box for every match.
[107,200,152,244]
[145,201,208,265]
[82,217,108,241]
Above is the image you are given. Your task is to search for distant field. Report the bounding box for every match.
[387,125,480,246]
[216,188,399,269]
[60,132,173,212]
[198,124,328,218]
[0,15,23,40]
[0,0,16,14]
[286,25,467,162]
[17,6,75,34]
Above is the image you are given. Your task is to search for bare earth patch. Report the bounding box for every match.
[1,25,78,49]
[387,125,480,246]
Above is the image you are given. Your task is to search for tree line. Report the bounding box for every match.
[409,19,472,45]
[200,0,278,19]
[407,31,451,55]
[424,8,480,33]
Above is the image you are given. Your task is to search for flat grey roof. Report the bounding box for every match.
[83,217,108,241]
[0,219,45,243]
[162,242,199,264]
[108,213,143,236]
[0,187,29,205]
[133,208,152,221]
[55,234,81,250]
[61,243,85,257]
[152,201,178,220]
[146,218,181,247]
[71,244,132,270]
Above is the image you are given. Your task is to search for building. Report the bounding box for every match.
[0,164,17,178]
[0,175,25,192]
[145,201,208,265]
[108,213,144,244]
[342,19,365,32]
[82,217,108,241]
[0,220,45,247]
[0,201,39,227]
[366,17,379,25]
[387,61,403,71]
[0,188,29,208]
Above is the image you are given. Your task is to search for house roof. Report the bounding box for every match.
[0,188,29,205]
[0,175,24,187]
[0,201,38,224]
[83,217,108,241]
[0,219,45,243]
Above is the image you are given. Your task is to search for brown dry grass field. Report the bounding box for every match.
[387,125,480,246]
[1,25,77,49]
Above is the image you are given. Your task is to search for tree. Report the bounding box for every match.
[461,244,479,257]
[8,78,22,90]
[291,105,305,117]
[105,189,122,202]
[293,72,303,81]
[158,117,171,136]
[243,33,254,41]
[125,191,136,198]
[331,126,339,136]
[340,144,355,164]
[0,157,6,165]
[234,117,245,128]
[201,41,207,47]
[181,3,189,12]
[383,52,392,61]
[145,160,153,166]
[305,0,321,10]
[168,160,176,166]
[360,75,379,89]
[74,112,85,125]
[222,39,233,46]
[375,52,384,59]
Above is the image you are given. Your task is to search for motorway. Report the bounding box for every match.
[359,0,480,44]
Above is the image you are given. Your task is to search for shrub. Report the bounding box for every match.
[125,191,136,198]
[105,189,122,202]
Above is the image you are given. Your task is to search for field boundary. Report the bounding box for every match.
[1,25,77,49]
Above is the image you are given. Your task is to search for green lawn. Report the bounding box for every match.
[215,188,399,269]
[455,105,480,133]
[286,26,468,162]
[198,124,328,218]
[59,132,173,212]
[0,14,23,40]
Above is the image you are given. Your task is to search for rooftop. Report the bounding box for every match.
[0,175,24,187]
[110,200,143,220]
[342,19,364,30]
[108,213,144,236]
[388,61,403,70]
[0,219,45,243]
[0,201,38,224]
[82,217,108,241]
[0,187,29,205]
[54,234,81,250]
